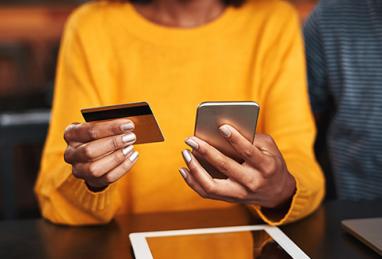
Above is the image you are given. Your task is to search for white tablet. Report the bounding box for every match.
[129,225,309,259]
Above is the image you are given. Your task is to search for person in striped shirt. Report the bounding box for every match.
[304,0,382,200]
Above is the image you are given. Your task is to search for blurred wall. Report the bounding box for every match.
[0,0,317,107]
[0,5,73,109]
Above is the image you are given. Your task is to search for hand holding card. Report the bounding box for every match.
[63,102,163,192]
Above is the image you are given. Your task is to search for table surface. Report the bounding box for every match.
[0,200,381,259]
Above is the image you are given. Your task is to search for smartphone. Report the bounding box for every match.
[194,101,259,178]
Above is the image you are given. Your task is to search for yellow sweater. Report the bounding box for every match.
[35,0,324,225]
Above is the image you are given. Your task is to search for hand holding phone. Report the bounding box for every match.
[193,101,259,178]
[179,102,297,210]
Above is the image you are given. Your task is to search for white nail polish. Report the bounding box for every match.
[122,145,134,156]
[185,138,199,150]
[219,125,232,138]
[179,168,188,179]
[182,150,192,163]
[122,133,136,143]
[120,122,134,131]
[129,151,139,162]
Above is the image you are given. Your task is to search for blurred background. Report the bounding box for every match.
[0,0,319,220]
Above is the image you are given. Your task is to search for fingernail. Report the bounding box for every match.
[182,150,192,163]
[120,122,134,131]
[122,145,134,156]
[179,168,188,179]
[219,125,232,138]
[122,133,136,143]
[185,137,199,150]
[129,151,139,162]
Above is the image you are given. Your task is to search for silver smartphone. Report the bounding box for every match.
[194,101,259,178]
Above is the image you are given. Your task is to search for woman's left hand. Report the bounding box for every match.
[180,124,296,209]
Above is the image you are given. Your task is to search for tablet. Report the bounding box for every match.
[129,225,309,259]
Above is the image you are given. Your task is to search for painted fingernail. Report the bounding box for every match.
[219,125,232,138]
[182,150,192,163]
[129,151,139,162]
[179,168,188,179]
[122,145,134,156]
[122,133,136,143]
[185,137,199,150]
[121,122,134,131]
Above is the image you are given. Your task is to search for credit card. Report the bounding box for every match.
[81,102,164,144]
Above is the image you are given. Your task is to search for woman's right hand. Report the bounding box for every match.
[63,118,139,192]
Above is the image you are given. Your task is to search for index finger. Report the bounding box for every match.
[186,137,252,186]
[218,124,272,170]
[181,150,249,200]
[64,118,134,144]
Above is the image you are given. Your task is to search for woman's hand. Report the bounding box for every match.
[180,124,296,209]
[63,118,139,191]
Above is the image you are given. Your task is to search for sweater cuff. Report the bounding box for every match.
[58,174,118,213]
[248,175,311,226]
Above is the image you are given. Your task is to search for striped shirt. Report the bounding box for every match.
[304,0,382,200]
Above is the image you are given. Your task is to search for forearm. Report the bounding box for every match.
[35,153,122,225]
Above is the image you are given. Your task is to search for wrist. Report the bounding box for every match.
[259,172,296,220]
[85,181,108,193]
[266,171,296,209]
[283,171,297,203]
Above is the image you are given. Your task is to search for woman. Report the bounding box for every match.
[35,0,324,225]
